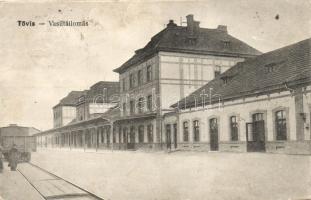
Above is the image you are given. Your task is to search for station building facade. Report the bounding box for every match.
[112,14,261,150]
[165,38,311,154]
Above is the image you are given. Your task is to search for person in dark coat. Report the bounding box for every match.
[0,145,3,173]
[8,144,19,171]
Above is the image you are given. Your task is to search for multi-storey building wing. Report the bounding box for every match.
[76,81,120,122]
[37,81,120,150]
[113,14,261,150]
[53,91,86,128]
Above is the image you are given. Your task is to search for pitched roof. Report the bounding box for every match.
[114,21,261,73]
[0,125,41,136]
[78,81,120,104]
[172,38,311,109]
[53,91,86,108]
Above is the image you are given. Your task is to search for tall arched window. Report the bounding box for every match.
[275,110,287,140]
[193,120,200,142]
[183,121,189,142]
[230,116,238,141]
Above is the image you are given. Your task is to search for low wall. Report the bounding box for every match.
[266,141,311,155]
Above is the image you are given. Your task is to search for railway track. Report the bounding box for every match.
[17,162,104,200]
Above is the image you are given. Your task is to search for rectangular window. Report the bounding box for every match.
[147,124,153,143]
[147,95,152,111]
[123,103,127,115]
[138,125,144,143]
[193,120,200,142]
[147,65,152,82]
[183,121,189,142]
[137,70,143,85]
[230,116,239,141]
[130,100,135,114]
[129,73,135,88]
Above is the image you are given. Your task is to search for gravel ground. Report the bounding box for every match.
[31,149,311,200]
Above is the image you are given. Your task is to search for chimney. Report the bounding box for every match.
[217,25,227,33]
[167,19,177,28]
[186,14,200,34]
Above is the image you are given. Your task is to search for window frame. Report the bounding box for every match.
[147,95,152,111]
[130,100,135,114]
[183,121,189,142]
[146,65,152,82]
[275,110,287,141]
[230,116,239,141]
[138,97,144,113]
[193,120,200,142]
[122,102,127,116]
[129,73,135,88]
[137,69,143,85]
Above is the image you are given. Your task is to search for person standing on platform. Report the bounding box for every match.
[8,144,19,171]
[0,145,3,173]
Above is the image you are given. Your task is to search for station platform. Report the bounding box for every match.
[0,161,102,200]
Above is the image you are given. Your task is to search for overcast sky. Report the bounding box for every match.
[0,0,310,130]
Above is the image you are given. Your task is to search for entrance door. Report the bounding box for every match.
[209,118,219,151]
[173,124,177,149]
[246,113,266,152]
[128,126,135,149]
[166,124,171,150]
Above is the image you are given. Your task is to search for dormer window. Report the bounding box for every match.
[221,75,233,84]
[223,40,231,48]
[265,63,277,73]
[186,36,197,45]
[265,60,285,73]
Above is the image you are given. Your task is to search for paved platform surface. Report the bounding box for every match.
[0,161,44,200]
[32,149,311,200]
[0,161,101,200]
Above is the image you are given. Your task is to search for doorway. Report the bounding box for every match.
[128,126,135,149]
[173,123,177,149]
[209,118,219,151]
[165,124,171,150]
[246,113,266,152]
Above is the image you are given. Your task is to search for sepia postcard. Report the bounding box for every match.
[0,1,310,200]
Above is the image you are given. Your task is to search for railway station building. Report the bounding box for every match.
[35,15,311,155]
[112,14,261,150]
